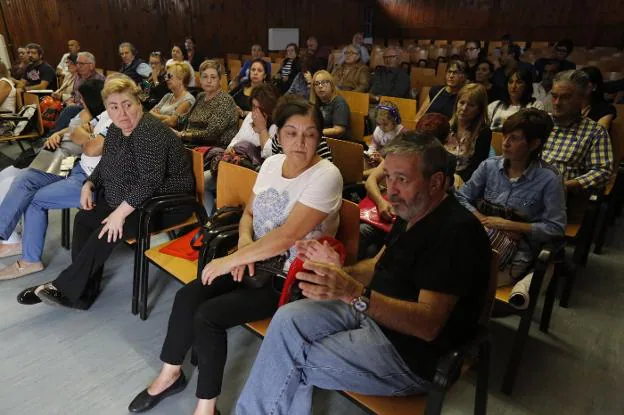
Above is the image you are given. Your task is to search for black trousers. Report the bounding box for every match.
[160,277,280,399]
[53,197,192,305]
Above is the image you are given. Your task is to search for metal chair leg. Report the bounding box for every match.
[131,211,145,316]
[139,215,152,321]
[61,208,71,249]
[559,263,577,308]
[474,340,490,415]
[540,270,559,333]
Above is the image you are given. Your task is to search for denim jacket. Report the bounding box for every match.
[456,157,566,266]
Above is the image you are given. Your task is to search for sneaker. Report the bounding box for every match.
[0,260,44,280]
[36,283,78,310]
[0,243,22,259]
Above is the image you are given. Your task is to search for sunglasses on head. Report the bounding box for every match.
[164,72,174,80]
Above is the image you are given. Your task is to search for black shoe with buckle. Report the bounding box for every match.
[16,285,42,305]
[128,372,188,413]
[35,283,76,310]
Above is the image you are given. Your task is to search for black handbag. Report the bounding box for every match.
[240,254,287,289]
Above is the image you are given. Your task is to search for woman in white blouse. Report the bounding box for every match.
[488,67,544,131]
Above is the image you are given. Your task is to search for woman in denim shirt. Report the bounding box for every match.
[456,108,566,284]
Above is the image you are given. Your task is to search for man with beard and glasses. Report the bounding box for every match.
[236,132,492,414]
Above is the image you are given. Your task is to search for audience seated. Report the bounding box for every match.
[337,32,370,66]
[580,66,617,131]
[417,59,467,119]
[142,51,169,111]
[488,67,544,131]
[184,36,204,71]
[273,43,300,94]
[365,101,404,174]
[236,132,492,414]
[491,44,535,92]
[128,96,343,415]
[542,69,613,192]
[202,84,280,214]
[0,79,106,281]
[149,62,195,127]
[119,42,151,85]
[475,60,503,103]
[166,44,196,88]
[175,60,238,148]
[464,40,483,81]
[236,44,270,87]
[285,55,322,100]
[532,59,560,113]
[231,58,270,115]
[19,77,194,310]
[15,43,58,91]
[52,53,78,102]
[331,44,371,92]
[447,83,492,182]
[305,36,329,68]
[310,70,351,139]
[359,113,450,259]
[534,39,576,81]
[456,108,566,286]
[10,46,29,81]
[56,39,80,76]
[0,62,17,113]
[368,46,410,104]
[49,51,106,134]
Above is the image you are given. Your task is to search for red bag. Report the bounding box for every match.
[358,196,395,233]
[158,228,202,261]
[39,96,62,129]
[278,236,346,307]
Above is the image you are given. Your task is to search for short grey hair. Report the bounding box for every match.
[78,51,95,64]
[553,69,590,93]
[345,44,361,57]
[382,132,452,179]
[118,42,137,55]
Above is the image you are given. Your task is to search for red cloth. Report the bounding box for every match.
[158,227,202,261]
[358,196,395,233]
[278,236,346,307]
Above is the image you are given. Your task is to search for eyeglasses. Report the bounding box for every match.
[447,70,464,77]
[313,80,331,87]
[344,51,358,56]
[164,72,174,80]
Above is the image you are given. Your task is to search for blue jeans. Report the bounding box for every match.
[0,164,86,262]
[236,299,430,415]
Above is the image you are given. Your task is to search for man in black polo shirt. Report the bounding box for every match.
[236,132,491,414]
[16,43,57,91]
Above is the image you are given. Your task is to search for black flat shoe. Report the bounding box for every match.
[36,283,77,310]
[16,286,42,305]
[128,372,187,413]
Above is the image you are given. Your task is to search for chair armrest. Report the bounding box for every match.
[140,192,195,210]
[141,194,209,224]
[432,325,489,390]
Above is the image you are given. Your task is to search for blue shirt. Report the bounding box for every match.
[456,156,566,264]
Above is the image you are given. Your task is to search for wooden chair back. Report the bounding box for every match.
[23,92,44,135]
[380,96,418,125]
[339,90,369,114]
[194,72,200,87]
[481,250,500,325]
[15,88,24,109]
[106,70,120,76]
[491,131,504,156]
[336,200,360,266]
[216,162,258,209]
[220,75,228,91]
[229,59,242,80]
[410,67,440,89]
[418,86,431,110]
[188,148,205,205]
[436,61,448,77]
[271,62,281,76]
[326,138,364,185]
[241,54,252,62]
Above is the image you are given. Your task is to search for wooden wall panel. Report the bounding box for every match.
[375,0,624,47]
[0,0,367,71]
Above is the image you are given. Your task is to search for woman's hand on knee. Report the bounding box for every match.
[80,182,95,210]
[98,210,126,243]
[231,262,255,282]
[201,256,236,285]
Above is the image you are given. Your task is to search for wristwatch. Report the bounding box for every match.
[351,286,371,313]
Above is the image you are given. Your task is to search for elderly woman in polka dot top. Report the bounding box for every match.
[26,76,195,310]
